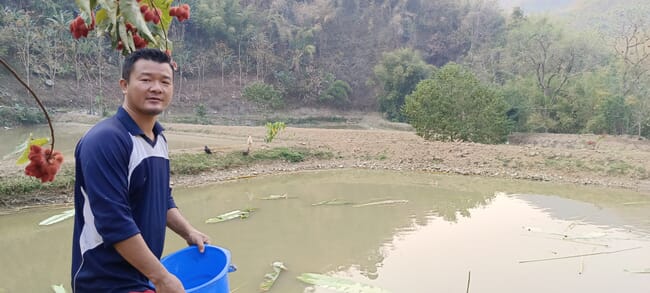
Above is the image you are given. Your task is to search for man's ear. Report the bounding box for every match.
[119,78,128,95]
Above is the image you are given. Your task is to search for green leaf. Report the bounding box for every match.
[297,273,392,293]
[117,20,134,52]
[352,199,408,208]
[259,262,288,291]
[75,0,92,19]
[39,209,75,226]
[96,0,117,36]
[14,134,49,165]
[119,0,156,44]
[624,268,650,274]
[311,199,355,206]
[258,193,292,200]
[152,0,173,32]
[51,284,67,293]
[95,9,108,27]
[205,208,256,223]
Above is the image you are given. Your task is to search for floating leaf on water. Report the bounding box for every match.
[297,273,392,293]
[624,268,650,274]
[39,209,75,226]
[622,201,650,206]
[312,199,355,206]
[259,261,288,291]
[352,200,408,208]
[259,193,292,200]
[205,208,255,223]
[51,284,67,293]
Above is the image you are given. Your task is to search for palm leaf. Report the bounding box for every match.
[39,209,75,226]
[297,273,392,293]
[51,284,67,293]
[312,199,355,206]
[205,208,255,223]
[624,268,650,274]
[352,200,408,208]
[258,193,292,200]
[259,261,288,291]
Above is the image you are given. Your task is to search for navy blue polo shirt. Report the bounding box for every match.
[71,107,176,293]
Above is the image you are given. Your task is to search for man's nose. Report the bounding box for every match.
[149,81,163,92]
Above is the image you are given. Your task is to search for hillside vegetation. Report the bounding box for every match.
[1,0,649,140]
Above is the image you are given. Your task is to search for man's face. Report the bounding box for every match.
[120,59,173,117]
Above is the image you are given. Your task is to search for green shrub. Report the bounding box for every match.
[0,104,46,127]
[403,63,510,144]
[170,147,333,175]
[243,82,284,109]
[319,80,352,108]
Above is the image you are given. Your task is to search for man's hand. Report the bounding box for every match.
[167,207,212,253]
[151,272,185,293]
[186,229,211,253]
[114,234,185,293]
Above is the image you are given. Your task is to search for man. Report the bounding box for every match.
[71,48,210,293]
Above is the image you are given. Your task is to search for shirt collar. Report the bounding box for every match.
[115,106,164,137]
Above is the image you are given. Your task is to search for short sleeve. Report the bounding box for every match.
[78,128,141,246]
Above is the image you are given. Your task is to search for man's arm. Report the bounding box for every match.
[167,207,211,252]
[114,234,184,292]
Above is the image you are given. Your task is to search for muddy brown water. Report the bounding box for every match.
[0,169,649,292]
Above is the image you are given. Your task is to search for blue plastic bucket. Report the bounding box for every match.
[159,245,235,293]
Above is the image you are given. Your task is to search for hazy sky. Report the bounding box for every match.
[498,0,576,13]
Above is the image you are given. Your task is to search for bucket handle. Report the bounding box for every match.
[228,265,237,273]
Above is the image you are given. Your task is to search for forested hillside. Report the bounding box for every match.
[1,0,649,140]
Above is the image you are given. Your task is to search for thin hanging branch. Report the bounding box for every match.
[0,57,56,154]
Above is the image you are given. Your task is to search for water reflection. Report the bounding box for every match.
[0,170,648,292]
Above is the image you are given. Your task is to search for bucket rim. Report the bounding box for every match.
[160,244,232,292]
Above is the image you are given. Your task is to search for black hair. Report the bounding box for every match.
[121,48,173,80]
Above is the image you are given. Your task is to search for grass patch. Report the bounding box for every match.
[0,167,75,197]
[544,157,648,179]
[171,147,333,175]
[279,116,347,125]
[0,147,334,198]
[166,115,212,125]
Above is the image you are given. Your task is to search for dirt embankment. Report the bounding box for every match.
[167,122,650,193]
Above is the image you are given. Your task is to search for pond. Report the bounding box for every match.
[0,169,649,292]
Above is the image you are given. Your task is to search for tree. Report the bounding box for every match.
[503,16,596,132]
[37,10,73,88]
[7,10,40,86]
[373,48,435,121]
[403,63,510,144]
[214,42,233,87]
[604,9,650,137]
